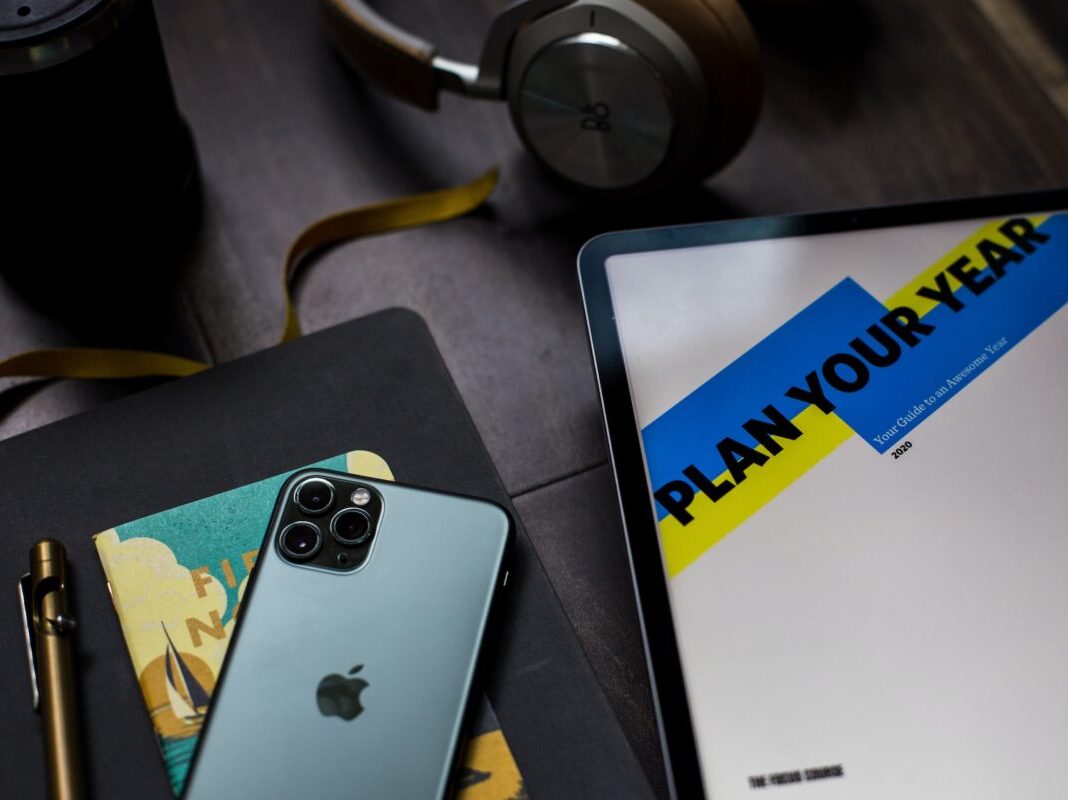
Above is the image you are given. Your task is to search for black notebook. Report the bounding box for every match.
[0,309,654,799]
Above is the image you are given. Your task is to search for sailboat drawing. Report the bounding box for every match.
[160,622,211,723]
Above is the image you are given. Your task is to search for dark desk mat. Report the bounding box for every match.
[0,308,654,799]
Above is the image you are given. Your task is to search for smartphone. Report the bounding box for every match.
[182,468,513,799]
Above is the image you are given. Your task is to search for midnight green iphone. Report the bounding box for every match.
[182,468,513,799]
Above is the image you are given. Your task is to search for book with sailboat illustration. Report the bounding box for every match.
[94,449,527,799]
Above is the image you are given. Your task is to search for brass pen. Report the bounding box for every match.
[20,540,86,800]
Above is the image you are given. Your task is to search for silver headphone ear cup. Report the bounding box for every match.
[510,33,677,191]
[505,0,760,193]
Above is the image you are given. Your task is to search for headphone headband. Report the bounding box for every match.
[320,0,571,109]
[321,0,763,192]
[321,0,438,108]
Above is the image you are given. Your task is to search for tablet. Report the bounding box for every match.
[579,191,1068,800]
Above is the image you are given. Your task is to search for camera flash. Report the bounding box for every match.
[351,488,371,506]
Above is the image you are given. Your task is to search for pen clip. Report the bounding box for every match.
[18,573,40,711]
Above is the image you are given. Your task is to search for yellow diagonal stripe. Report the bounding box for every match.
[883,214,1048,315]
[661,406,853,577]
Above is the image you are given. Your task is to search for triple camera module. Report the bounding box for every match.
[278,475,382,571]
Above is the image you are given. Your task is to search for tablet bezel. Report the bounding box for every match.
[577,189,1068,799]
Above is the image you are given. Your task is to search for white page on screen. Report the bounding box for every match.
[606,211,1068,799]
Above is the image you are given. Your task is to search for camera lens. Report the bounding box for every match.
[279,521,322,561]
[331,508,372,546]
[294,478,335,515]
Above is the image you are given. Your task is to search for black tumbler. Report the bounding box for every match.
[0,0,198,311]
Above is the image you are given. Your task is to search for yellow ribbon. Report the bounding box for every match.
[0,168,499,381]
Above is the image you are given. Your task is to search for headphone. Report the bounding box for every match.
[320,0,763,194]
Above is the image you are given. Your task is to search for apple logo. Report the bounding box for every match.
[316,664,369,720]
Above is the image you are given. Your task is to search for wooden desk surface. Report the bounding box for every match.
[3,1,1067,795]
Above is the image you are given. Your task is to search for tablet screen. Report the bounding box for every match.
[604,211,1068,798]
